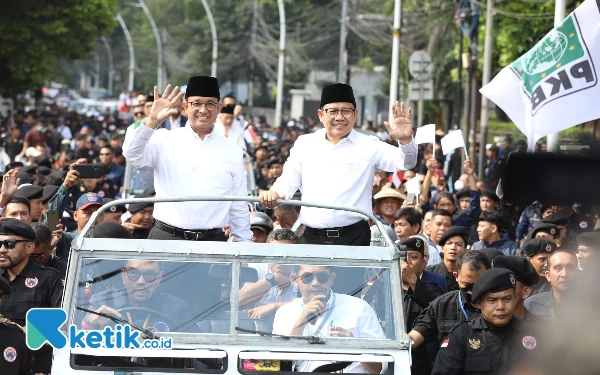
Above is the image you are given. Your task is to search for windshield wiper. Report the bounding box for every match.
[76,306,157,340]
[235,327,327,344]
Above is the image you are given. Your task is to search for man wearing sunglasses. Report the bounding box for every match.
[83,259,196,333]
[0,219,63,374]
[272,264,385,374]
[260,83,417,247]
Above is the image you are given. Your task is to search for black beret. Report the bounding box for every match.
[455,188,471,200]
[0,219,36,240]
[522,238,557,257]
[472,268,516,302]
[128,193,154,214]
[531,223,560,239]
[92,221,133,239]
[16,171,35,185]
[493,255,540,287]
[23,165,38,175]
[439,227,470,247]
[35,157,53,170]
[396,237,426,255]
[320,83,356,109]
[577,232,600,248]
[42,185,60,202]
[37,166,52,176]
[102,198,127,214]
[0,274,10,296]
[481,190,500,202]
[220,105,235,114]
[185,76,220,100]
[15,185,43,200]
[541,212,570,227]
[476,248,505,262]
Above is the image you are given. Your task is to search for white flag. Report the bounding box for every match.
[480,0,600,150]
[414,124,436,145]
[441,130,467,156]
[405,176,421,194]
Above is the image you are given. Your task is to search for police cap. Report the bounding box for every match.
[492,255,540,287]
[14,184,43,200]
[522,238,557,257]
[0,218,36,241]
[531,223,560,239]
[541,212,570,227]
[577,232,600,248]
[439,227,469,247]
[396,236,425,256]
[471,268,516,302]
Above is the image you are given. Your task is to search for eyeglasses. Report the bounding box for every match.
[323,108,355,119]
[0,239,30,249]
[299,272,331,285]
[133,112,144,117]
[125,270,159,282]
[29,253,45,259]
[187,101,218,111]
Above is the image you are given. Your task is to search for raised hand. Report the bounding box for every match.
[463,156,474,176]
[384,101,413,145]
[1,169,20,199]
[146,84,184,128]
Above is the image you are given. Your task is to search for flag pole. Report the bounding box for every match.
[478,0,494,178]
[547,0,567,153]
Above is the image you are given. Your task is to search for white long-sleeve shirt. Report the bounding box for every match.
[271,129,418,229]
[122,121,252,241]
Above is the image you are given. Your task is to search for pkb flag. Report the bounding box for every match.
[480,0,600,150]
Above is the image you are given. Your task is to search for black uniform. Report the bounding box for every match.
[567,211,594,236]
[412,289,479,344]
[432,316,539,375]
[529,279,551,296]
[0,319,34,375]
[426,263,459,292]
[46,256,68,279]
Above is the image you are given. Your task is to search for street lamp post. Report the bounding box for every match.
[129,1,163,90]
[338,0,348,83]
[389,0,402,124]
[101,36,114,96]
[274,0,286,128]
[116,14,135,92]
[200,0,218,77]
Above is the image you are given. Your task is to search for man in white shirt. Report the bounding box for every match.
[260,83,418,246]
[214,105,247,151]
[123,76,252,242]
[272,264,385,373]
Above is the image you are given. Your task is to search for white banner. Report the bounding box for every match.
[414,124,436,145]
[441,130,467,156]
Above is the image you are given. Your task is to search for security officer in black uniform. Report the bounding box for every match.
[492,255,539,321]
[0,275,34,375]
[541,212,572,249]
[0,219,63,374]
[409,251,491,350]
[523,238,557,296]
[432,268,540,375]
[426,227,470,292]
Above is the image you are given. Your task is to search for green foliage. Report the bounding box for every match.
[0,0,116,96]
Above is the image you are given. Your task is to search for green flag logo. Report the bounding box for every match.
[511,13,596,114]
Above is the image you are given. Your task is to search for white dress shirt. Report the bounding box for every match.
[169,115,182,130]
[214,119,247,151]
[122,121,252,241]
[272,292,386,373]
[271,129,418,229]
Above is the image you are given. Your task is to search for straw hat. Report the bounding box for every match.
[373,187,406,201]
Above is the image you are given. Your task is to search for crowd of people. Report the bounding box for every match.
[0,75,599,375]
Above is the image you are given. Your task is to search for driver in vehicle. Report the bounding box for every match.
[82,259,197,333]
[272,265,384,374]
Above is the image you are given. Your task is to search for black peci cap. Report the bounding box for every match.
[0,219,36,240]
[492,255,540,287]
[220,105,235,114]
[185,76,220,100]
[320,83,356,109]
[471,268,516,302]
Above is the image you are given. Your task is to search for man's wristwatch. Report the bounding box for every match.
[265,273,277,288]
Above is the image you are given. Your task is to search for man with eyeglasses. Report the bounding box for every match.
[260,83,417,246]
[272,264,385,374]
[83,259,196,333]
[123,77,252,242]
[0,219,63,374]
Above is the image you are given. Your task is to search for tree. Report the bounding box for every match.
[0,0,117,96]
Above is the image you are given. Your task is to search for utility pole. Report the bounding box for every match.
[478,0,494,178]
[547,0,567,152]
[248,0,258,113]
[116,14,135,92]
[338,0,348,83]
[101,36,114,96]
[389,0,402,125]
[274,0,286,128]
[201,0,218,77]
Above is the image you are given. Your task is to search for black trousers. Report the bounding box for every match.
[301,221,371,246]
[148,225,227,242]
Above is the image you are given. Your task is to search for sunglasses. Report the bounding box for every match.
[299,271,331,285]
[0,239,30,249]
[125,270,159,282]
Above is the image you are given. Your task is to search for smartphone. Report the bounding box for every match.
[74,164,106,179]
[46,209,60,231]
[406,193,417,205]
[394,240,408,261]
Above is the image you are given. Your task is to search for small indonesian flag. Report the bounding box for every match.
[389,171,404,188]
[441,338,449,348]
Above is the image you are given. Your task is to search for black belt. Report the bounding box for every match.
[305,220,367,238]
[154,220,223,241]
